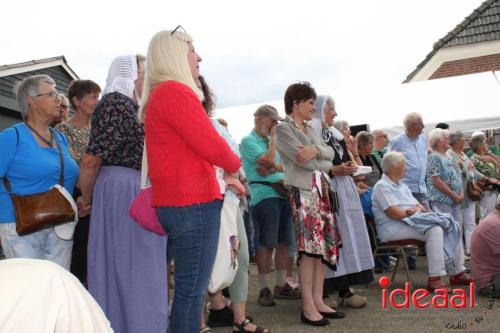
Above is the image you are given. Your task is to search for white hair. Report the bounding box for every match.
[381,151,406,173]
[427,128,449,149]
[403,112,422,129]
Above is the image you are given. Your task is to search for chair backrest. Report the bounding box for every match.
[365,216,380,248]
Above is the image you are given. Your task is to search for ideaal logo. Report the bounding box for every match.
[379,276,496,330]
[379,276,475,309]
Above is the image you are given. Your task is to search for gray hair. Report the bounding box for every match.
[325,96,335,108]
[14,75,56,120]
[427,128,449,149]
[333,119,349,132]
[403,112,423,129]
[449,131,464,146]
[356,131,373,150]
[469,134,487,153]
[381,151,406,173]
[59,94,69,105]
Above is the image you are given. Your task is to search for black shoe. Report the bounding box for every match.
[207,306,234,327]
[258,287,276,306]
[300,312,330,327]
[319,311,345,319]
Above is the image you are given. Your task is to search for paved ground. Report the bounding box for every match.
[211,258,500,333]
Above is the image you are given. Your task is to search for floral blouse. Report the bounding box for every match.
[87,92,144,170]
[470,153,499,180]
[55,121,90,163]
[426,151,463,205]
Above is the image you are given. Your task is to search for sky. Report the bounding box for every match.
[2,0,499,141]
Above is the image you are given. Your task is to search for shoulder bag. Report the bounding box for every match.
[3,127,75,235]
[129,143,166,236]
[250,180,290,198]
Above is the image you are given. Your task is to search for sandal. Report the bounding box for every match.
[233,319,270,333]
[200,327,212,333]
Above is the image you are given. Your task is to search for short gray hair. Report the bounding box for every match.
[403,112,423,129]
[14,75,56,120]
[333,119,349,132]
[469,134,487,153]
[449,131,464,146]
[356,131,373,150]
[381,151,406,173]
[427,128,449,149]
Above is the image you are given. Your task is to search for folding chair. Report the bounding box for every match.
[366,218,424,286]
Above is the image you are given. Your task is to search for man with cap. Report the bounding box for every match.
[240,105,300,306]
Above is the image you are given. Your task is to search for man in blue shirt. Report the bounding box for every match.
[387,112,429,268]
[240,105,299,306]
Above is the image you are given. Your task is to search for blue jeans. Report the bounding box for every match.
[157,199,222,333]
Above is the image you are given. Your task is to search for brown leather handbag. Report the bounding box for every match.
[467,180,483,202]
[3,130,75,235]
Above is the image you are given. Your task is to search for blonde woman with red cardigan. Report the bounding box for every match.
[140,28,241,333]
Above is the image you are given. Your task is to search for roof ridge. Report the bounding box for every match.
[432,0,497,50]
[0,56,66,71]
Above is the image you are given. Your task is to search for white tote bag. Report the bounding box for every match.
[208,197,239,293]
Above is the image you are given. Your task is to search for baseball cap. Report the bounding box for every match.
[254,105,283,121]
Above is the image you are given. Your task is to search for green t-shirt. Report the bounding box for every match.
[240,130,285,206]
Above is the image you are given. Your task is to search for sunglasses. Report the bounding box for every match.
[171,25,186,35]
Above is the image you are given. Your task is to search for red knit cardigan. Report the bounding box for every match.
[145,81,241,207]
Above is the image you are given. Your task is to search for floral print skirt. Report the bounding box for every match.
[290,171,342,270]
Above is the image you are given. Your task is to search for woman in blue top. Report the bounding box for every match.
[0,75,79,269]
[426,128,472,286]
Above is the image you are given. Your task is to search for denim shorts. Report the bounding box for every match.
[251,197,293,248]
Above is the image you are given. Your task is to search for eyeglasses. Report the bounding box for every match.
[171,25,186,35]
[377,134,388,138]
[35,92,60,102]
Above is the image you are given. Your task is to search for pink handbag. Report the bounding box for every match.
[129,187,166,236]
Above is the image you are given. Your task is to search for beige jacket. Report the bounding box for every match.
[275,116,334,190]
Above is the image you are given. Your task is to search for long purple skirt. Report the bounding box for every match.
[87,166,168,333]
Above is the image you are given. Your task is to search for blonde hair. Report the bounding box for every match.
[139,30,203,121]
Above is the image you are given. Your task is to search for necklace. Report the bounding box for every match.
[25,122,53,147]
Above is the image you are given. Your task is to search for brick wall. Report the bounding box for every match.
[429,53,500,80]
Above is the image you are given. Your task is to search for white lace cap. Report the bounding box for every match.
[102,55,137,99]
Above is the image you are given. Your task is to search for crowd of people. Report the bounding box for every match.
[0,26,500,333]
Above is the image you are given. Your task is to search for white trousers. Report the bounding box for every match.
[460,204,476,254]
[479,190,497,220]
[380,223,464,277]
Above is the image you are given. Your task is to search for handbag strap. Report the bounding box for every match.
[2,127,64,194]
[51,128,65,187]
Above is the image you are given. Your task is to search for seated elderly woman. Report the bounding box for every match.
[372,151,473,291]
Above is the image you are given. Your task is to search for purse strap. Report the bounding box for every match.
[2,126,64,195]
[51,128,65,187]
